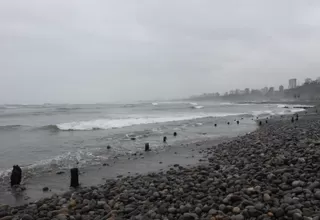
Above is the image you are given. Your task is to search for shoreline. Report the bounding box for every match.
[0,120,257,206]
[1,108,320,219]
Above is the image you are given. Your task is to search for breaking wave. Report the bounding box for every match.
[191,105,204,109]
[52,113,243,131]
[56,116,211,131]
[252,108,306,117]
[252,110,275,117]
[277,104,314,109]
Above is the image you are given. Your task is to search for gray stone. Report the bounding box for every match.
[10,209,17,215]
[0,205,8,212]
[81,206,90,214]
[97,201,106,207]
[56,214,67,220]
[180,213,198,220]
[219,204,226,212]
[263,193,271,202]
[81,215,90,220]
[0,212,7,218]
[314,191,320,200]
[274,207,285,217]
[194,207,201,215]
[180,205,189,213]
[308,182,320,191]
[288,209,302,216]
[124,205,136,213]
[293,213,303,220]
[88,200,96,209]
[28,204,37,210]
[153,192,160,198]
[202,205,210,213]
[232,207,241,214]
[248,207,262,217]
[254,202,265,211]
[0,216,13,220]
[208,209,218,215]
[39,204,48,210]
[292,181,303,188]
[21,215,34,220]
[158,205,167,214]
[58,198,67,205]
[231,214,245,220]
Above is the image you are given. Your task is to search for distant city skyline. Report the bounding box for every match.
[195,76,319,98]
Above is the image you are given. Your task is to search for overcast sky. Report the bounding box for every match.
[1,0,320,104]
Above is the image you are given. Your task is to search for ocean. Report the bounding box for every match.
[0,101,306,195]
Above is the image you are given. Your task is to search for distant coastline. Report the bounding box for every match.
[188,77,320,103]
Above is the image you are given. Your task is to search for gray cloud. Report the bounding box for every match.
[1,0,320,104]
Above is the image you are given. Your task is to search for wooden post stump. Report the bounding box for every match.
[145,143,150,151]
[70,168,79,188]
[163,136,167,143]
[10,165,22,187]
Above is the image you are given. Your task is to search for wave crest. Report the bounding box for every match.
[55,114,237,131]
[191,105,204,109]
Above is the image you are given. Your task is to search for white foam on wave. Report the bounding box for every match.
[219,102,234,106]
[275,104,308,115]
[253,108,306,117]
[57,116,206,131]
[56,113,244,131]
[0,149,105,180]
[219,102,253,106]
[290,108,306,113]
[277,104,288,108]
[0,169,11,180]
[291,104,314,108]
[27,149,102,171]
[279,108,305,115]
[252,110,274,117]
[277,104,314,108]
[191,105,204,109]
[152,101,196,105]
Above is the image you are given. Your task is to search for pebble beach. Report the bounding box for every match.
[1,108,320,220]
